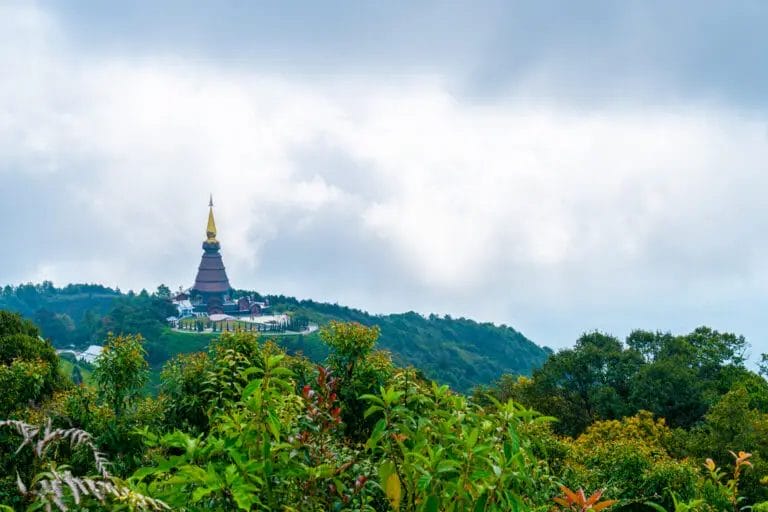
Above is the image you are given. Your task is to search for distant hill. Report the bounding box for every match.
[0,282,550,392]
[0,282,119,320]
[262,295,551,391]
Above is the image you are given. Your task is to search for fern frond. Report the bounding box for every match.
[1,418,167,511]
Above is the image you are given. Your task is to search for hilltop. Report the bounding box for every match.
[0,282,549,392]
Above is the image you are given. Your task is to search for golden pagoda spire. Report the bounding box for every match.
[206,194,218,242]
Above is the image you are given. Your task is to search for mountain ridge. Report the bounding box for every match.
[0,282,550,392]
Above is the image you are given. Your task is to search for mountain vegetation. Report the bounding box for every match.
[2,310,768,511]
[0,282,549,392]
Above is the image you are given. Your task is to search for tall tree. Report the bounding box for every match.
[93,333,149,418]
[527,331,643,436]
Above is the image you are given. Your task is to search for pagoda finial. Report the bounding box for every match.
[206,195,218,242]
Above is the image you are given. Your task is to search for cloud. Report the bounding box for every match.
[3,3,768,354]
[36,1,768,109]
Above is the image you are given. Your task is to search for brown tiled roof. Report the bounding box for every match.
[192,250,231,293]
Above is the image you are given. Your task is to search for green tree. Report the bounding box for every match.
[526,332,643,436]
[0,311,61,417]
[93,333,149,418]
[713,365,768,412]
[758,353,768,379]
[320,320,380,381]
[682,326,747,368]
[160,352,211,433]
[626,327,752,429]
[685,387,768,504]
[155,284,171,299]
[34,309,76,346]
[629,357,706,429]
[320,321,393,439]
[71,364,83,385]
[0,309,39,338]
[626,329,674,363]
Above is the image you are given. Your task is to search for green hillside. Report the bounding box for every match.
[0,282,120,348]
[262,295,550,391]
[0,282,549,392]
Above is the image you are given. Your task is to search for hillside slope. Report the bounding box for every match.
[264,296,551,391]
[0,283,550,392]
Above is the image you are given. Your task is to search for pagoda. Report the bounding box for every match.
[190,195,232,314]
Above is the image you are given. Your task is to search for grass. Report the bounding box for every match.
[157,329,218,356]
[59,359,93,385]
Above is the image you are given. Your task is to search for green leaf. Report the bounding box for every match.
[241,367,263,379]
[466,428,479,449]
[232,484,261,510]
[643,502,669,512]
[366,418,387,451]
[267,411,281,440]
[417,473,433,491]
[131,466,159,480]
[422,495,439,512]
[270,366,294,378]
[436,460,459,474]
[364,404,384,419]
[360,393,385,407]
[177,464,208,483]
[473,493,488,512]
[379,460,397,482]
[241,379,262,401]
[470,470,490,480]
[383,387,405,406]
[267,354,285,369]
[503,441,513,460]
[192,486,217,503]
[332,477,345,496]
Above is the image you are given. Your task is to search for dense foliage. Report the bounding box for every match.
[3,310,768,511]
[488,328,759,437]
[0,283,119,347]
[0,311,62,417]
[0,315,560,510]
[475,327,768,507]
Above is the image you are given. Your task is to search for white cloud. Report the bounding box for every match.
[3,4,768,351]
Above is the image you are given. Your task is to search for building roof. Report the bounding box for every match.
[209,313,234,322]
[193,252,231,293]
[192,195,232,294]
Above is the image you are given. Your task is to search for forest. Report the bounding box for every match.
[3,302,768,511]
[0,282,548,392]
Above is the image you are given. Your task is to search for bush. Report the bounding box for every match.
[563,412,701,507]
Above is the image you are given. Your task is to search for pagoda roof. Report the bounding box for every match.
[192,252,231,293]
[191,195,232,294]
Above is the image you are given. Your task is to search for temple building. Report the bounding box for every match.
[190,195,231,314]
[180,196,268,317]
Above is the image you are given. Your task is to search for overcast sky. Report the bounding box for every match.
[3,1,768,356]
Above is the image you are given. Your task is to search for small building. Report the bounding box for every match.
[173,299,195,318]
[173,291,189,302]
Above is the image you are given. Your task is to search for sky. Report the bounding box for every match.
[2,1,768,356]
